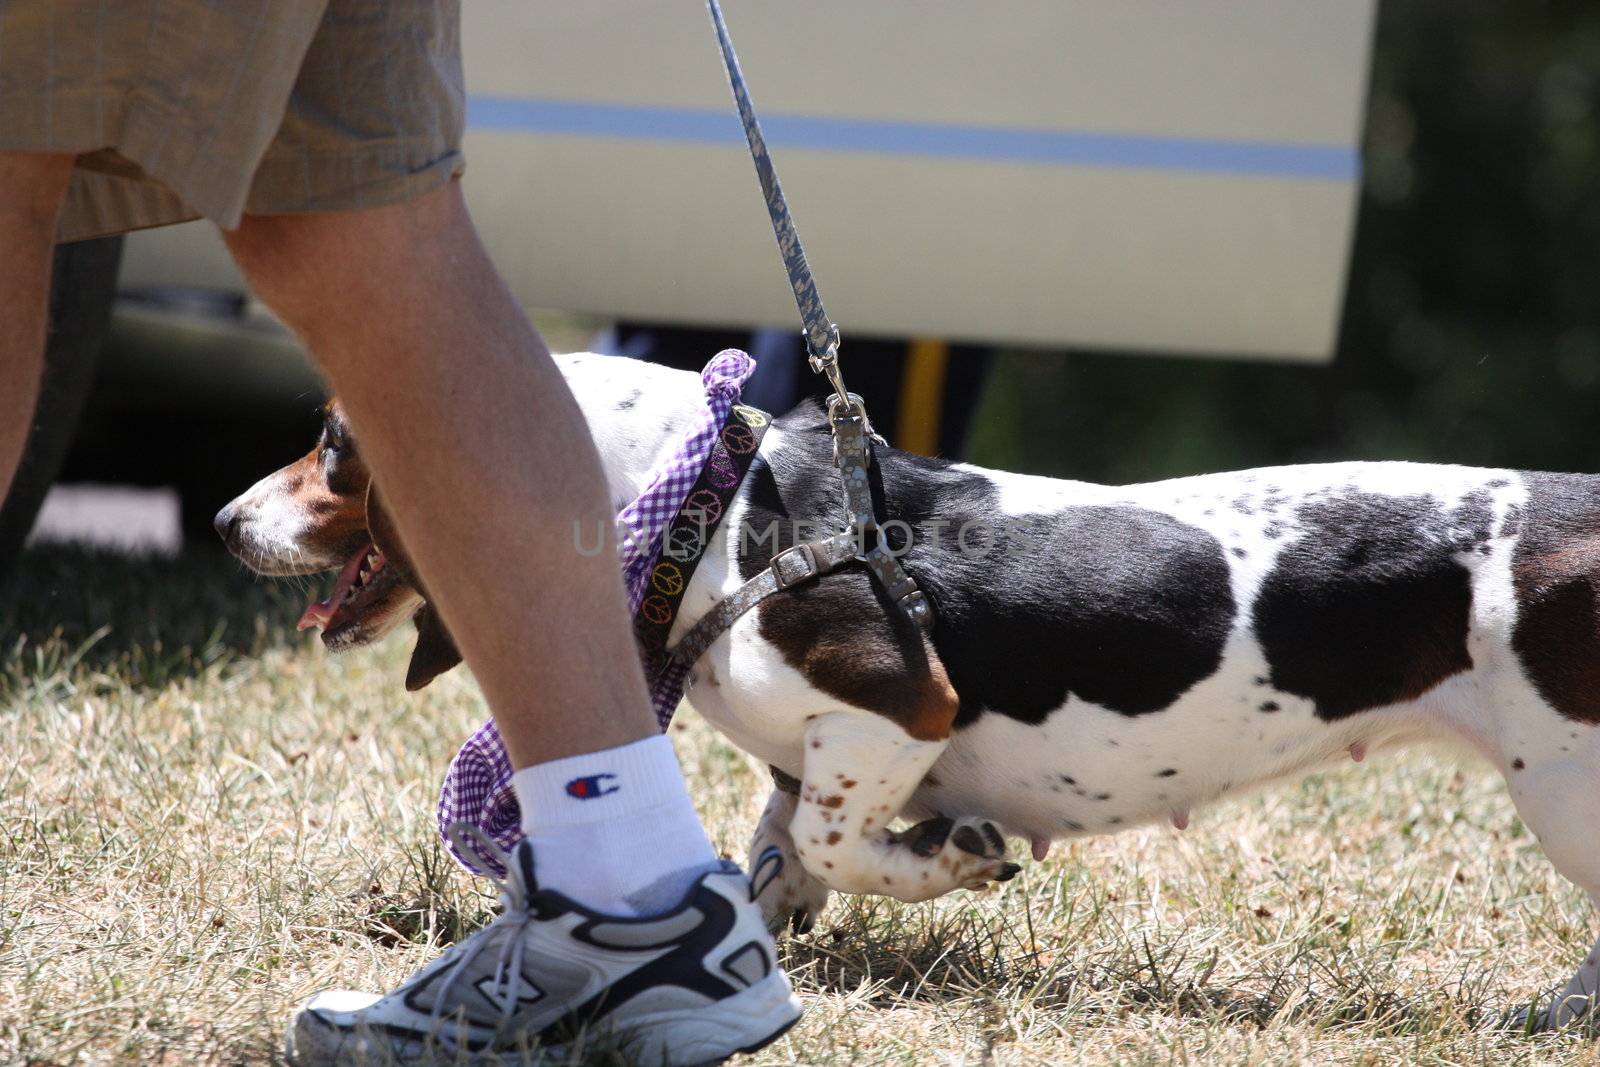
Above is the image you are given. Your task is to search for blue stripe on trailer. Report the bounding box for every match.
[467,95,1358,181]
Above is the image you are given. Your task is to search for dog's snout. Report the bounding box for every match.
[213,504,239,545]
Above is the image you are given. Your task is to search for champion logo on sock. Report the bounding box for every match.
[565,773,619,800]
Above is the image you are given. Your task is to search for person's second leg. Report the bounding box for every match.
[0,153,76,504]
[224,182,799,1063]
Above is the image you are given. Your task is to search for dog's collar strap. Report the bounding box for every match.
[666,530,862,675]
[633,401,771,717]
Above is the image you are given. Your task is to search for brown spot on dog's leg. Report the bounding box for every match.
[826,831,842,845]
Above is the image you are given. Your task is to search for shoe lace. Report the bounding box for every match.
[429,822,540,1037]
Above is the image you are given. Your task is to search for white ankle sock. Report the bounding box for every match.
[512,734,720,916]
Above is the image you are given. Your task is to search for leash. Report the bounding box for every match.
[699,0,933,637]
[704,0,848,409]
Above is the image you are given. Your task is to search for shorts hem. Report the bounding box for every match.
[241,148,466,219]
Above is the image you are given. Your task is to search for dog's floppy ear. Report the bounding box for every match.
[365,483,464,690]
[406,603,463,691]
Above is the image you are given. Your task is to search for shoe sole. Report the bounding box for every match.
[712,1007,801,1064]
[588,971,803,1067]
[285,972,803,1067]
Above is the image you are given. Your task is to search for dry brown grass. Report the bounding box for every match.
[4,546,1600,1065]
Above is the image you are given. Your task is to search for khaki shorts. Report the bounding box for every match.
[0,0,465,242]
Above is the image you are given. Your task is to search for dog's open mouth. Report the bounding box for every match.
[297,542,402,643]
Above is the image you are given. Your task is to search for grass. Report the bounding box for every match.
[3,545,1600,1065]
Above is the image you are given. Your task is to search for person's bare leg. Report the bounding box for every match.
[249,178,800,1064]
[222,180,652,768]
[0,153,76,503]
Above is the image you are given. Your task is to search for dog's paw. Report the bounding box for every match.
[891,815,1021,894]
[751,843,832,934]
[1507,991,1597,1035]
[749,818,832,935]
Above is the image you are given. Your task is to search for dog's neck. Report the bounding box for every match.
[555,352,710,510]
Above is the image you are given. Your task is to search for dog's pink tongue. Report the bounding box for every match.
[297,600,336,632]
[297,545,371,632]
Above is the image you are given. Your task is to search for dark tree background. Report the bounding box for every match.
[971,2,1600,483]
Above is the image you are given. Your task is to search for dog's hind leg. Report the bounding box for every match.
[788,709,1020,903]
[1504,755,1600,1030]
[748,785,832,933]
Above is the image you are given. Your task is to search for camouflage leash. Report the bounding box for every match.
[699,0,933,646]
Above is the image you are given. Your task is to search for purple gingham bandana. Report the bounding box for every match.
[438,350,758,874]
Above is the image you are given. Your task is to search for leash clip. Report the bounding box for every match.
[807,325,853,413]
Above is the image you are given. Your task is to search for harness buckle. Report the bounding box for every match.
[896,588,934,628]
[770,542,819,590]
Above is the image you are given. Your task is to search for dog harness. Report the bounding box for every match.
[664,396,933,676]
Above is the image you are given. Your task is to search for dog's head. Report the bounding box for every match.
[214,401,462,690]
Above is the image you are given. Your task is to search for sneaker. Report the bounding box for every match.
[285,828,802,1066]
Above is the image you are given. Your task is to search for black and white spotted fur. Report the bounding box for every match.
[560,351,1600,1030]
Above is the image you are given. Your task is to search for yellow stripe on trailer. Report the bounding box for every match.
[898,339,949,456]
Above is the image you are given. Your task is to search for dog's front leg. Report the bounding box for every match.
[790,709,1019,903]
[748,786,832,933]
